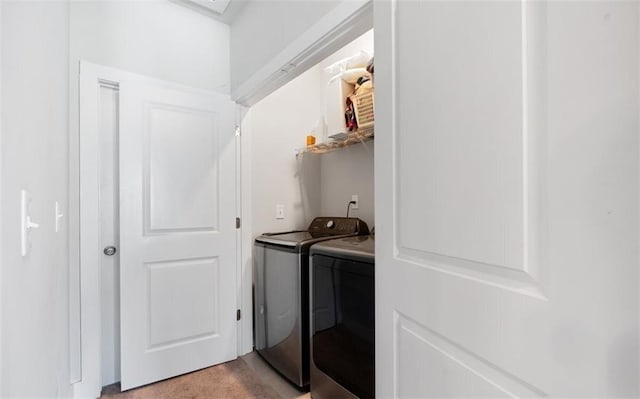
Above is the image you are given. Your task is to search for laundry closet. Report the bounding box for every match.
[246,29,375,240]
[244,29,376,398]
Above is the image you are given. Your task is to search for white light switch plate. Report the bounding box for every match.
[276,204,285,219]
[55,201,64,233]
[21,190,40,257]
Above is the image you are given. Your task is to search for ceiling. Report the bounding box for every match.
[191,0,232,14]
[172,0,248,24]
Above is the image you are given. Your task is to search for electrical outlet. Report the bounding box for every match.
[276,204,285,219]
[351,195,359,209]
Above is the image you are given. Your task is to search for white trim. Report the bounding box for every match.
[74,61,115,399]
[373,1,393,395]
[231,0,373,106]
[234,105,243,356]
[72,61,241,398]
[0,1,4,395]
[237,104,253,356]
[69,57,82,386]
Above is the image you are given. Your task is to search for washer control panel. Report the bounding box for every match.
[308,217,369,236]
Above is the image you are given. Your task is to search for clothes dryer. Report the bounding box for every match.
[310,235,375,398]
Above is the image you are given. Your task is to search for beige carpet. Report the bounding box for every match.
[101,359,281,399]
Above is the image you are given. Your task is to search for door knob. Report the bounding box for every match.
[103,246,117,256]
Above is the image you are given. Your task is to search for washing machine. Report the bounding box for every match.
[309,235,375,399]
[253,217,369,388]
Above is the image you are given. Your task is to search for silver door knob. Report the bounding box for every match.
[103,246,117,256]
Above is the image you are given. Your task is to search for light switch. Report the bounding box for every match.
[21,190,40,257]
[276,204,285,219]
[55,201,64,233]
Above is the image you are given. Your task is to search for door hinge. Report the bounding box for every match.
[237,309,241,321]
[236,217,241,229]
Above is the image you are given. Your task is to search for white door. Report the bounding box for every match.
[375,1,638,397]
[119,79,237,390]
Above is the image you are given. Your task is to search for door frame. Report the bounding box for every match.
[0,2,3,395]
[71,62,242,398]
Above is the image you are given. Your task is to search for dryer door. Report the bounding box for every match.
[311,254,375,398]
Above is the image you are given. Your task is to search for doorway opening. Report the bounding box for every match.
[72,2,373,398]
[98,82,120,387]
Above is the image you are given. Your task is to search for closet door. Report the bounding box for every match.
[375,1,639,396]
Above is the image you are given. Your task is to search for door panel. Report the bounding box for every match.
[394,314,543,398]
[375,1,639,397]
[147,105,219,232]
[146,258,219,348]
[397,1,526,272]
[119,79,236,390]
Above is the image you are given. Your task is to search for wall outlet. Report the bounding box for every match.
[276,204,285,219]
[351,195,359,209]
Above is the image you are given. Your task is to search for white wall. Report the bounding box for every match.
[70,0,230,92]
[247,68,323,237]
[230,0,340,93]
[1,1,71,397]
[68,0,231,385]
[320,143,374,226]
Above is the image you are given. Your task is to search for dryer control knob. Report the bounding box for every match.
[326,220,335,229]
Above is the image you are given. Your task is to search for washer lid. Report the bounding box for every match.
[255,231,314,247]
[310,235,375,262]
[255,231,346,248]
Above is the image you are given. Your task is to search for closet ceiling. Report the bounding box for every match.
[174,0,247,24]
[193,0,232,14]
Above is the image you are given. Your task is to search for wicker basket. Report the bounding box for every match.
[351,90,375,129]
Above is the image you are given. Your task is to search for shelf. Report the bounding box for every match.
[296,127,374,156]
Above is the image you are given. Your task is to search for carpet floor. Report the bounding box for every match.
[100,359,281,399]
